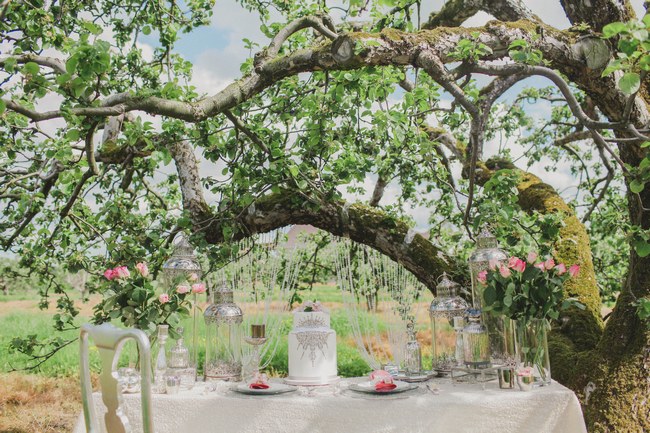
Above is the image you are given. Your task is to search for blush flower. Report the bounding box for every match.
[508,256,520,268]
[488,259,500,270]
[191,283,206,294]
[544,258,556,270]
[135,262,149,277]
[176,285,190,294]
[114,266,130,279]
[477,270,488,284]
[499,265,512,278]
[188,273,199,282]
[534,262,546,271]
[103,268,117,280]
[159,293,170,304]
[556,263,567,275]
[527,252,538,264]
[569,264,580,277]
[512,258,526,273]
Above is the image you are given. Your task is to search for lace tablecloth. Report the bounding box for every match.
[73,378,587,433]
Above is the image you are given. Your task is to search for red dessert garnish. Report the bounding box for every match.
[249,382,270,390]
[375,381,397,392]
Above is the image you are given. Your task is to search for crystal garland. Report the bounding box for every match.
[211,230,303,374]
[334,239,427,372]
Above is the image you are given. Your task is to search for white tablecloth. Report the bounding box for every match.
[73,378,587,433]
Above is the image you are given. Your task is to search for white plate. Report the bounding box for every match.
[232,383,297,396]
[348,380,417,395]
[393,371,437,383]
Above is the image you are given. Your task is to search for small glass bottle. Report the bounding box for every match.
[403,322,422,376]
[153,324,169,393]
[462,309,490,369]
[167,327,196,390]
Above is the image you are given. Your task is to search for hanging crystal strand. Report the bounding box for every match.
[153,324,169,393]
[404,321,422,376]
[454,316,465,368]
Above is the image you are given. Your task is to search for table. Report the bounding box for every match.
[73,378,587,433]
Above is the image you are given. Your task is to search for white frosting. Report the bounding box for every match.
[288,311,337,383]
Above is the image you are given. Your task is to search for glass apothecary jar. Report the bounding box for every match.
[204,282,243,381]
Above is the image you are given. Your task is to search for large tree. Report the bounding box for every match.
[1,0,649,430]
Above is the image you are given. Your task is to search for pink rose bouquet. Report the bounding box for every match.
[479,252,584,323]
[95,262,202,336]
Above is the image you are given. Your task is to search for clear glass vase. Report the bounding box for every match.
[515,318,551,386]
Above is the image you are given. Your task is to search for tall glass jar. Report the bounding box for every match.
[167,327,196,390]
[429,273,469,376]
[152,324,169,393]
[468,227,515,367]
[462,309,490,369]
[204,282,243,382]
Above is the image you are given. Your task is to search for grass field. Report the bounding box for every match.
[0,283,434,432]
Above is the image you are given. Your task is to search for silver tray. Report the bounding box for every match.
[348,380,417,395]
[232,383,297,396]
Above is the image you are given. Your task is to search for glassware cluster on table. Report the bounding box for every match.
[119,227,550,396]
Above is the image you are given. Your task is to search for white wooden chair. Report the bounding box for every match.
[79,323,155,433]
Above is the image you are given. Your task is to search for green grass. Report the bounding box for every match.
[0,311,82,376]
[0,306,375,379]
[1,284,426,379]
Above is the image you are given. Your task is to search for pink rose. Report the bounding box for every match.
[488,259,500,271]
[534,262,546,271]
[569,264,580,278]
[507,257,519,268]
[159,293,170,303]
[103,268,117,280]
[477,270,488,284]
[135,262,149,277]
[544,258,556,270]
[176,285,190,294]
[499,265,511,278]
[512,259,526,273]
[191,283,206,294]
[556,263,567,275]
[527,252,538,264]
[188,273,199,282]
[114,266,130,279]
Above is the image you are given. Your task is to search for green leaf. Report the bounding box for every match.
[618,72,641,95]
[508,40,528,49]
[3,57,16,73]
[602,22,627,38]
[142,25,152,35]
[630,179,645,193]
[65,129,80,141]
[0,99,5,115]
[23,62,39,75]
[483,285,497,306]
[634,240,650,257]
[66,55,79,74]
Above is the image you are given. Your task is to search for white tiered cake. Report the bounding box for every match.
[286,305,338,385]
